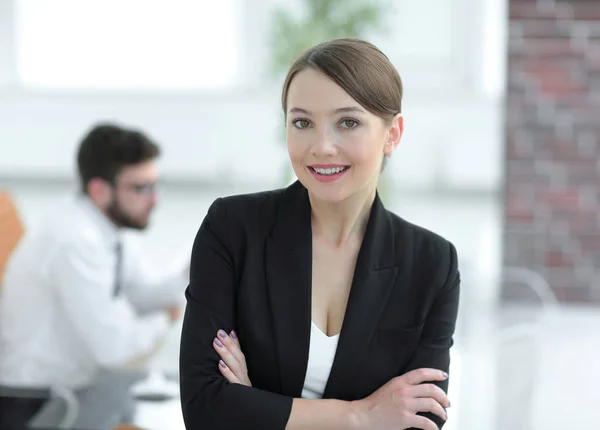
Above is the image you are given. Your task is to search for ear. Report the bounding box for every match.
[87,178,112,208]
[384,113,403,156]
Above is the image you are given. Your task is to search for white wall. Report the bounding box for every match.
[0,0,507,192]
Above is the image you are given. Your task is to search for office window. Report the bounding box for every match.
[15,0,240,90]
[0,0,15,88]
[481,0,508,98]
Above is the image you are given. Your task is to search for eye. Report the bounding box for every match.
[340,118,359,129]
[292,119,311,129]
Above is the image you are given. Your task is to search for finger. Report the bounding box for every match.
[410,383,450,408]
[410,397,447,422]
[213,337,242,376]
[229,330,245,361]
[216,330,246,365]
[402,368,448,386]
[217,359,241,384]
[408,415,439,430]
[229,330,240,348]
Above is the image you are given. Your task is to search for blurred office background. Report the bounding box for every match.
[0,0,597,428]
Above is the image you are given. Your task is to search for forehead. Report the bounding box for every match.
[118,160,158,183]
[286,68,360,114]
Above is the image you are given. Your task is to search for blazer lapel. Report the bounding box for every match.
[265,183,403,400]
[265,181,312,397]
[322,193,399,400]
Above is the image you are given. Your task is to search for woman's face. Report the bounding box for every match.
[286,68,403,203]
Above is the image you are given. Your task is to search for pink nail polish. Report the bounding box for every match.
[230,330,237,339]
[214,338,223,347]
[219,360,227,368]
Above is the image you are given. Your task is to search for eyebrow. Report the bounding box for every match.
[288,106,365,115]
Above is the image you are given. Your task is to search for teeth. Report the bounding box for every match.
[313,166,347,175]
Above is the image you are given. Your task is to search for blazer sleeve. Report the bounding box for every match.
[406,241,460,430]
[179,198,293,430]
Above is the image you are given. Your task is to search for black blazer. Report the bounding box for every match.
[179,181,460,430]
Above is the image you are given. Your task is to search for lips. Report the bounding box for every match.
[308,164,350,183]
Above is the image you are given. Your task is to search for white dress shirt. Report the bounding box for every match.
[0,195,188,390]
[301,322,339,399]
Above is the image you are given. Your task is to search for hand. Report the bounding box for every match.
[351,368,450,430]
[213,329,252,387]
[166,306,182,322]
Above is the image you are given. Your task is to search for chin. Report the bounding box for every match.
[137,219,150,230]
[300,178,352,203]
[127,218,150,230]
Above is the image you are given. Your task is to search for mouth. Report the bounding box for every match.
[307,164,350,182]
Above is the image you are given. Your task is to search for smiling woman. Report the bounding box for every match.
[179,38,460,430]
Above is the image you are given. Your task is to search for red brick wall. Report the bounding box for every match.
[503,0,600,304]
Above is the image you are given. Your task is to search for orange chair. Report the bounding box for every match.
[0,192,24,286]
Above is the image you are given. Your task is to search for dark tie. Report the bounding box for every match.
[113,240,122,297]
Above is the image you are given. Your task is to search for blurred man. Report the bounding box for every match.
[0,123,188,429]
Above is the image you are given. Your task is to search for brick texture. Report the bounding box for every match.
[503,0,600,304]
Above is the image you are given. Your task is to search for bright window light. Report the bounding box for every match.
[481,0,508,98]
[15,0,240,90]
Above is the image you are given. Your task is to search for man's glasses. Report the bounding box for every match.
[118,181,160,196]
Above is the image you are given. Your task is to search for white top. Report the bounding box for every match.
[301,321,340,399]
[0,195,188,389]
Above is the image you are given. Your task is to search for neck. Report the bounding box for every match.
[309,186,377,247]
[85,194,122,229]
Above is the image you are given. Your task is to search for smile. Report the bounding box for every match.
[308,165,350,183]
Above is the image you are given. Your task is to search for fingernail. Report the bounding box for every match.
[219,360,227,368]
[442,371,449,378]
[218,330,227,339]
[230,330,237,339]
[448,400,452,407]
[214,338,223,347]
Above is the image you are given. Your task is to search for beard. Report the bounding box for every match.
[106,198,149,230]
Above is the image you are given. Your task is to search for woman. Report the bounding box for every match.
[179,38,460,430]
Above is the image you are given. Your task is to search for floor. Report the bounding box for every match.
[2,179,597,430]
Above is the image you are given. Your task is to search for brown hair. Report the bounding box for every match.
[77,123,160,194]
[281,38,403,122]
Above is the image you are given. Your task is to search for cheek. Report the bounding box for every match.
[118,193,140,212]
[347,134,384,165]
[351,150,381,176]
[286,133,307,163]
[113,190,126,206]
[132,202,149,215]
[117,198,133,213]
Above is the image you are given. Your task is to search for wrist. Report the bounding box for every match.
[346,399,369,430]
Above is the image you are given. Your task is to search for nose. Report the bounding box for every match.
[310,127,337,157]
[150,192,159,207]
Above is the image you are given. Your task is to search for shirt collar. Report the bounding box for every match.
[77,194,121,246]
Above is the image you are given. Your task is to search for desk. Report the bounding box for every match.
[131,370,184,430]
[132,323,185,430]
[134,398,185,430]
[147,320,183,377]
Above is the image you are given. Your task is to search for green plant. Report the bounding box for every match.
[269,0,391,78]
